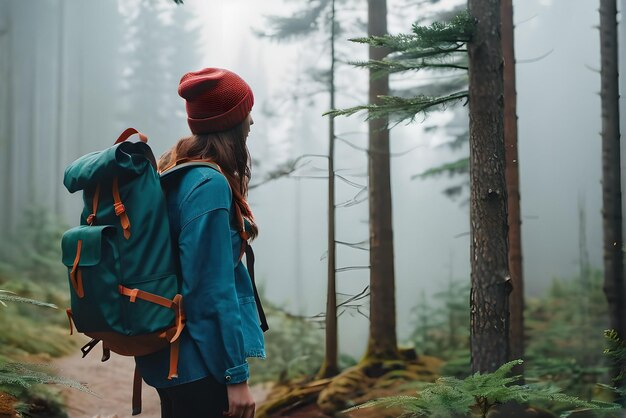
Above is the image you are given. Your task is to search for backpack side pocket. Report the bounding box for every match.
[62,225,123,334]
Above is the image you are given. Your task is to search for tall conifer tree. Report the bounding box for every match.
[501,0,524,374]
[256,0,341,377]
[327,7,473,361]
[322,0,339,378]
[599,0,624,387]
[467,0,511,373]
[366,0,399,360]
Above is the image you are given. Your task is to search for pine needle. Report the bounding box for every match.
[325,91,468,125]
[0,361,98,397]
[0,290,57,309]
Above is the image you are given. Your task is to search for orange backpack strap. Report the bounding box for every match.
[167,294,184,379]
[119,286,175,309]
[87,184,100,225]
[110,128,152,240]
[66,309,74,335]
[69,240,85,298]
[169,338,180,380]
[114,128,148,145]
[112,177,131,240]
[118,287,185,380]
[132,367,143,415]
[119,286,185,343]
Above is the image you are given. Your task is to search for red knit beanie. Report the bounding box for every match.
[178,68,254,134]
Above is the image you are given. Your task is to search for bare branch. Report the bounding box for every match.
[516,49,554,64]
[336,266,370,273]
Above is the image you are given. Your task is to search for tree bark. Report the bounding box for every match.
[365,0,399,361]
[55,0,67,217]
[501,0,524,374]
[599,0,625,382]
[468,0,511,373]
[0,0,12,235]
[319,0,340,378]
[620,0,626,257]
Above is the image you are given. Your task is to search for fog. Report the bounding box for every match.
[0,0,624,359]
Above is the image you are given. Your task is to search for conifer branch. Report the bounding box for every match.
[604,329,626,386]
[0,361,96,395]
[0,290,57,309]
[349,11,474,50]
[352,46,466,64]
[352,58,468,78]
[413,157,469,180]
[254,0,330,41]
[326,91,468,124]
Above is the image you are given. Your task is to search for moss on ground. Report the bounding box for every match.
[257,348,443,418]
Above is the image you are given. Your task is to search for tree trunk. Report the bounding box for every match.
[501,0,524,374]
[578,198,592,364]
[621,0,626,257]
[0,0,12,235]
[468,0,511,373]
[599,0,625,383]
[365,0,399,361]
[55,0,67,217]
[319,0,340,378]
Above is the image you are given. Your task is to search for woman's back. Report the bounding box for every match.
[135,166,265,389]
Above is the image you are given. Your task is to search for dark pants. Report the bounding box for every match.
[156,375,229,418]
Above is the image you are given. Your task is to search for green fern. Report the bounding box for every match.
[604,329,626,396]
[0,288,89,414]
[346,360,621,417]
[0,361,94,396]
[0,290,57,309]
[525,271,610,398]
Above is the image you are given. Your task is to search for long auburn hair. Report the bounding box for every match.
[158,121,258,239]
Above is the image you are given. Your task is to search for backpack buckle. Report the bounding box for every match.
[80,338,100,358]
[114,202,126,216]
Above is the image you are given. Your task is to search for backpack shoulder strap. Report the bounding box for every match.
[159,161,221,180]
[244,243,269,332]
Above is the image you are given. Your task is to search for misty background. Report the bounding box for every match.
[0,0,624,359]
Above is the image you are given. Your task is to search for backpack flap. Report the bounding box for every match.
[64,141,155,193]
[61,225,114,268]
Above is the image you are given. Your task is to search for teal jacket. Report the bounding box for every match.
[135,166,266,388]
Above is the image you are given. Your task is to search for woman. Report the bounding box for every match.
[135,68,266,418]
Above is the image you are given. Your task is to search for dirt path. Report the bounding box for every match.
[54,336,271,418]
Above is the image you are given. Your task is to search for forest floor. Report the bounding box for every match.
[51,336,436,418]
[53,345,385,418]
[52,345,397,418]
[53,335,273,418]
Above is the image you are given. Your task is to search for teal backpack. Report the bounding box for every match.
[61,128,268,414]
[61,128,193,414]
